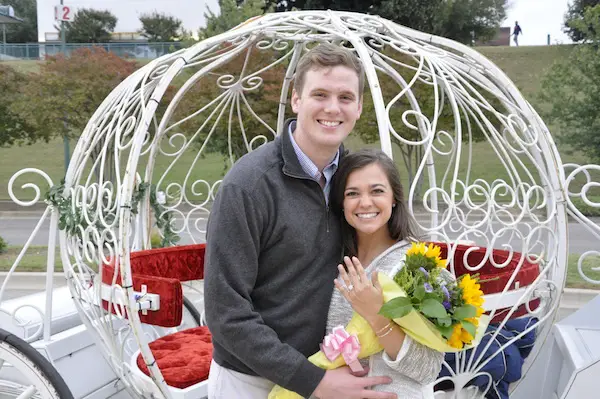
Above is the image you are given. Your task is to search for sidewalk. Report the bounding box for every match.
[0,200,48,212]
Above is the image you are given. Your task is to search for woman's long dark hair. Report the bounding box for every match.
[331,149,419,258]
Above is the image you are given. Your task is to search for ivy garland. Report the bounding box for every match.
[45,181,180,248]
[144,183,181,247]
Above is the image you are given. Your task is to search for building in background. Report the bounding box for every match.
[36,0,219,43]
[0,4,23,44]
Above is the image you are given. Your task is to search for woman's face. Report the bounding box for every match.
[343,162,395,238]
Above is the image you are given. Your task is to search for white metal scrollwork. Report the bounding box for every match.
[4,10,597,399]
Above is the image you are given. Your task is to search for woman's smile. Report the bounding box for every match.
[343,163,395,238]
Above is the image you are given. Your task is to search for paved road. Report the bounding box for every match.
[2,211,599,254]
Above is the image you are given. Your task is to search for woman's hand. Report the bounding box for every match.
[334,256,384,325]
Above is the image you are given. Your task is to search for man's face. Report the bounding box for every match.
[291,65,363,151]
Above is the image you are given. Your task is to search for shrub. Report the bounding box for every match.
[0,235,7,254]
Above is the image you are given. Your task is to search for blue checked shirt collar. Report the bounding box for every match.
[288,120,339,203]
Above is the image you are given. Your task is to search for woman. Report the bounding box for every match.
[325,149,443,398]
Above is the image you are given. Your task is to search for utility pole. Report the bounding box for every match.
[60,0,70,174]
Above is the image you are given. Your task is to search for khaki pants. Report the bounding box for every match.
[208,360,276,399]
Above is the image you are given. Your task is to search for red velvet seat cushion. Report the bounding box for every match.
[101,244,206,327]
[130,244,206,281]
[137,326,213,389]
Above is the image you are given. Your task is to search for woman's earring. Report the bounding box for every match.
[392,203,396,208]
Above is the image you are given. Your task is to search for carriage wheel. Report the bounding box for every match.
[0,328,74,399]
[183,295,203,327]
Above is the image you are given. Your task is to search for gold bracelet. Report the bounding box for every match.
[375,322,392,335]
[376,326,394,338]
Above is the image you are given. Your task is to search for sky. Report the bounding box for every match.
[504,0,573,46]
[43,0,574,45]
[40,0,219,41]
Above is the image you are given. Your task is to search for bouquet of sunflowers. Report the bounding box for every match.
[268,242,489,399]
[379,242,488,350]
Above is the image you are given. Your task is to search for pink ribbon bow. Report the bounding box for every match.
[320,326,363,372]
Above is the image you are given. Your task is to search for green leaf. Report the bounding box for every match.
[414,284,426,301]
[453,305,477,321]
[420,298,448,319]
[462,321,476,338]
[379,297,414,319]
[437,317,452,327]
[438,324,454,340]
[424,292,442,301]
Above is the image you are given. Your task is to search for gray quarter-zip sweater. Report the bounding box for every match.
[205,119,343,397]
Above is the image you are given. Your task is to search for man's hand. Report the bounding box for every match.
[312,367,398,399]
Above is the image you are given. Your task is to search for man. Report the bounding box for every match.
[513,21,523,46]
[205,43,397,399]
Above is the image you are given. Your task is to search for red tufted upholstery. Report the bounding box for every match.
[430,242,541,323]
[136,326,213,389]
[129,244,206,281]
[101,244,206,327]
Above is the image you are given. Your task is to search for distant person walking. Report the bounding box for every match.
[513,21,523,46]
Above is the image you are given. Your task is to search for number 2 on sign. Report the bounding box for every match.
[55,5,72,22]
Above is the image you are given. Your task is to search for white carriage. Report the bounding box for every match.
[2,10,600,399]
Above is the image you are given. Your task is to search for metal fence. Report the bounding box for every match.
[0,42,186,60]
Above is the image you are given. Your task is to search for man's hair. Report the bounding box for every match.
[293,43,365,98]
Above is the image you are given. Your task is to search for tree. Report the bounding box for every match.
[65,8,117,43]
[0,65,37,147]
[374,0,446,35]
[541,5,600,161]
[1,0,37,43]
[301,0,382,13]
[199,0,271,39]
[139,12,183,42]
[10,47,137,143]
[564,0,600,42]
[436,0,508,44]
[290,0,508,44]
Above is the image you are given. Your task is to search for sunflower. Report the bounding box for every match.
[425,243,442,259]
[447,323,475,349]
[460,326,474,344]
[459,274,485,308]
[447,324,464,349]
[407,242,427,256]
[425,244,447,268]
[434,256,447,269]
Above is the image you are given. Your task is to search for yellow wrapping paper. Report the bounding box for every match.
[268,273,490,399]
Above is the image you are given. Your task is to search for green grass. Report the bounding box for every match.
[1,60,41,74]
[478,45,574,101]
[3,245,598,290]
[566,253,600,289]
[0,246,63,272]
[0,137,230,201]
[1,129,594,202]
